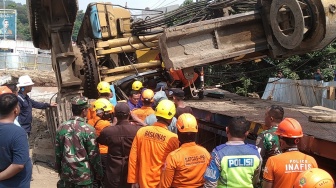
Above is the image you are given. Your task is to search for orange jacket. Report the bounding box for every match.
[132,106,155,121]
[159,142,210,188]
[87,99,115,122]
[263,151,318,188]
[87,101,97,121]
[88,117,110,154]
[169,69,198,87]
[127,122,179,188]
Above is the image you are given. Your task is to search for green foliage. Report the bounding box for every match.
[205,42,336,96]
[72,10,84,41]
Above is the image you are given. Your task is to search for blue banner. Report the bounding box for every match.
[0,10,16,40]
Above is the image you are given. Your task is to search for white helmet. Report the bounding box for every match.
[17,75,34,87]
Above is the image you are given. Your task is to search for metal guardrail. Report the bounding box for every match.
[0,53,52,71]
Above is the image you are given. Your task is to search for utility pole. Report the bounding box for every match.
[3,0,5,40]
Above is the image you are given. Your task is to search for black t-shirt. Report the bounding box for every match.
[175,106,193,118]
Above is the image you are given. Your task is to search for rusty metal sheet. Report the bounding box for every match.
[159,11,268,70]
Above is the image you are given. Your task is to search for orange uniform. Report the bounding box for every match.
[169,69,198,87]
[132,106,155,121]
[263,150,318,187]
[87,99,114,121]
[127,122,179,188]
[88,117,110,154]
[160,142,210,188]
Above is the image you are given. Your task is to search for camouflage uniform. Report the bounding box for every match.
[256,125,281,184]
[55,96,103,188]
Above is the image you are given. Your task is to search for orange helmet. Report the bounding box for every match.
[275,118,303,138]
[176,113,198,133]
[0,86,12,95]
[142,89,154,102]
[293,168,334,188]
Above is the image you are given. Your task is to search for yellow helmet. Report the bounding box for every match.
[97,81,111,94]
[155,99,176,120]
[142,89,154,102]
[132,80,143,91]
[293,168,334,188]
[93,98,113,112]
[177,113,198,133]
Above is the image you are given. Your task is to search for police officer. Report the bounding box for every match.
[160,113,210,187]
[263,118,318,188]
[17,75,57,136]
[128,99,179,188]
[204,116,262,188]
[55,96,103,188]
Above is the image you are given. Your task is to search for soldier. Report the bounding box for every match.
[55,96,103,188]
[256,105,284,181]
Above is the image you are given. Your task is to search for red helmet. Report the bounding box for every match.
[275,118,303,138]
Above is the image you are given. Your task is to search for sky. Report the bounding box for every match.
[14,0,186,11]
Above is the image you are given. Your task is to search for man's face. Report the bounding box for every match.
[317,69,321,74]
[4,21,9,28]
[130,93,140,105]
[25,85,33,93]
[264,109,272,129]
[82,108,88,117]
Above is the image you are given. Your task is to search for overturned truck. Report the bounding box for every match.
[28,0,336,144]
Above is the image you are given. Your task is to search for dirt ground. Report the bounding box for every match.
[30,109,59,188]
[0,70,57,87]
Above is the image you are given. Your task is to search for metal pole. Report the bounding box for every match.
[3,0,5,40]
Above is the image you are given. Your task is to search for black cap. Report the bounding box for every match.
[115,102,130,115]
[170,88,185,98]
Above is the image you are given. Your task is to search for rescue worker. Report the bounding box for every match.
[87,81,114,122]
[160,113,210,188]
[0,85,12,94]
[143,90,178,133]
[0,93,32,187]
[292,168,334,188]
[132,89,155,121]
[170,88,193,118]
[128,90,141,111]
[127,99,179,188]
[97,102,141,188]
[17,75,57,136]
[256,105,283,176]
[263,118,318,188]
[88,98,114,187]
[55,96,103,188]
[204,116,261,188]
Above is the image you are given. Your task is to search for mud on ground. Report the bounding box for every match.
[30,109,59,188]
[0,70,57,87]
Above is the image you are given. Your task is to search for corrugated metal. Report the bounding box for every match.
[262,78,326,108]
[322,81,336,109]
[0,53,51,70]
